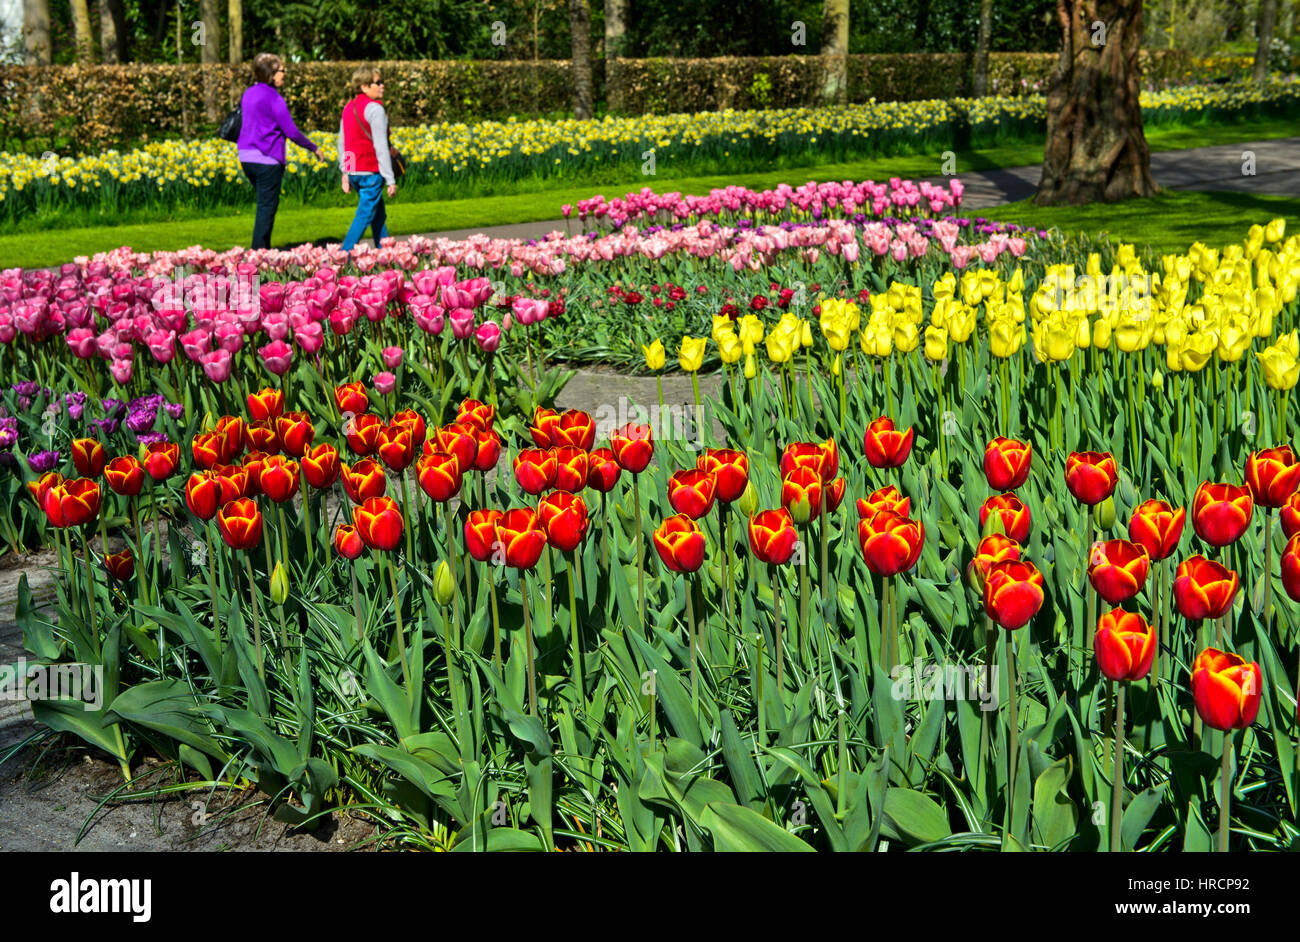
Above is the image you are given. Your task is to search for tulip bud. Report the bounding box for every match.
[982,511,1006,538]
[1094,496,1117,531]
[787,491,812,526]
[434,560,456,607]
[707,559,723,587]
[269,561,288,606]
[735,481,758,516]
[1150,370,1163,393]
[744,352,757,380]
[965,561,984,594]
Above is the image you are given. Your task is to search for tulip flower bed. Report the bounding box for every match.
[6,212,1300,851]
[3,79,1298,235]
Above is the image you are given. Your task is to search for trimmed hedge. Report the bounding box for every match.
[0,50,1223,154]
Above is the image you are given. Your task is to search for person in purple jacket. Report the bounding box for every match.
[236,52,327,250]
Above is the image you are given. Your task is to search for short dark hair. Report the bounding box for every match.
[252,53,283,85]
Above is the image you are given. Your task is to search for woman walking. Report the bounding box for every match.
[236,52,327,250]
[339,64,398,252]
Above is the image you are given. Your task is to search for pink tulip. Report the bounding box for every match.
[475,320,501,353]
[449,308,475,340]
[259,339,293,376]
[110,357,133,384]
[295,321,324,354]
[180,329,211,361]
[201,348,233,383]
[66,327,97,359]
[382,346,404,369]
[147,330,177,364]
[374,371,397,395]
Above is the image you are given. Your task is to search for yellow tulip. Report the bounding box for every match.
[738,313,765,353]
[1258,332,1300,390]
[1215,318,1251,362]
[711,314,733,345]
[821,315,852,352]
[923,324,948,362]
[642,339,666,371]
[743,352,757,380]
[716,326,743,364]
[1266,218,1286,242]
[1180,332,1215,372]
[1113,318,1150,353]
[893,321,919,354]
[800,320,814,348]
[766,328,795,364]
[679,336,707,373]
[988,317,1024,359]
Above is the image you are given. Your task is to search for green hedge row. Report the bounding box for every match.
[0,50,1217,154]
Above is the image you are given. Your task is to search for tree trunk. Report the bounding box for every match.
[974,0,994,96]
[1036,0,1156,205]
[821,0,849,105]
[229,0,244,64]
[605,0,627,112]
[23,0,51,64]
[200,0,222,121]
[1253,0,1278,83]
[98,0,128,63]
[569,0,594,119]
[69,0,94,62]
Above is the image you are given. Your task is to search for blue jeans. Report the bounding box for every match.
[342,174,389,251]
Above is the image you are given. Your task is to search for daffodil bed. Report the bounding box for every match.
[3,202,1300,851]
[2,79,1298,236]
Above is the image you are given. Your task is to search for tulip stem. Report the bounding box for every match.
[387,553,410,691]
[131,497,147,608]
[656,374,664,419]
[243,554,264,682]
[488,562,502,673]
[568,555,583,705]
[444,502,461,649]
[1004,629,1019,848]
[799,541,810,667]
[522,576,537,716]
[1265,509,1274,633]
[350,563,363,644]
[633,475,646,632]
[1111,681,1126,852]
[756,632,766,745]
[773,565,784,692]
[300,474,314,568]
[980,614,994,799]
[79,528,100,663]
[687,574,699,718]
[205,523,220,654]
[1218,730,1233,852]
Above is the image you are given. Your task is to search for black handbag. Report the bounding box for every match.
[218,106,241,142]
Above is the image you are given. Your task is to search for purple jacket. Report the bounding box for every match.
[236,83,318,164]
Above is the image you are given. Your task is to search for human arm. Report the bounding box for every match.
[270,91,323,159]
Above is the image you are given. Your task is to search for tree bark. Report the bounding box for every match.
[200,0,222,121]
[229,0,244,64]
[569,0,594,119]
[69,0,94,62]
[821,0,849,105]
[23,0,51,64]
[605,0,627,112]
[1253,0,1278,83]
[98,0,127,63]
[974,0,994,96]
[1036,0,1157,206]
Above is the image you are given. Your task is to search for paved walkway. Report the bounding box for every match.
[397,137,1300,245]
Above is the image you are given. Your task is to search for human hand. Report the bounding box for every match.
[387,183,397,198]
[342,177,351,194]
[313,150,327,164]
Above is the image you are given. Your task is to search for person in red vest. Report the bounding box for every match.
[339,64,398,252]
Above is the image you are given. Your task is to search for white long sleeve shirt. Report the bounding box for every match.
[338,99,396,186]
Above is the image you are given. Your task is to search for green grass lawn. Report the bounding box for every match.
[982,191,1300,256]
[3,116,1297,268]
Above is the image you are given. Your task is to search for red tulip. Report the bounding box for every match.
[748,508,798,565]
[345,412,384,457]
[342,458,387,505]
[334,382,369,415]
[857,484,910,519]
[353,496,404,552]
[70,438,107,478]
[698,448,749,503]
[247,387,285,422]
[1280,533,1300,602]
[1087,539,1150,605]
[1172,555,1238,620]
[864,417,913,469]
[104,456,144,496]
[1245,445,1300,508]
[185,470,222,521]
[377,423,417,473]
[301,442,341,489]
[417,451,462,502]
[1064,451,1118,505]
[586,447,621,493]
[104,548,134,581]
[551,445,589,494]
[611,422,653,474]
[983,437,1031,492]
[982,559,1045,630]
[968,533,1021,587]
[529,407,561,448]
[465,508,504,562]
[141,441,180,481]
[1128,499,1185,561]
[457,398,496,433]
[43,477,101,528]
[552,410,597,451]
[1191,647,1262,731]
[217,498,263,550]
[495,507,547,570]
[275,411,315,458]
[857,509,924,576]
[514,448,557,495]
[668,468,716,519]
[1191,481,1254,547]
[539,491,590,552]
[258,455,300,504]
[781,467,822,526]
[653,514,706,573]
[979,493,1030,543]
[334,523,364,559]
[1094,608,1156,682]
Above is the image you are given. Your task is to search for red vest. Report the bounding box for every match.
[341,93,381,174]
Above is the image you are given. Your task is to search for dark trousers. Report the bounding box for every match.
[242,161,285,250]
